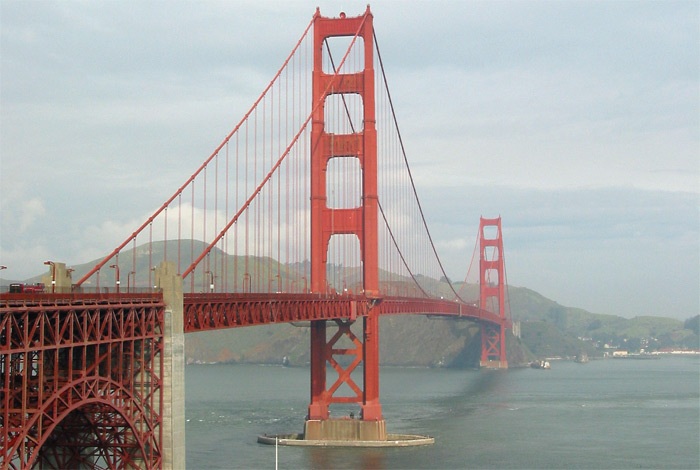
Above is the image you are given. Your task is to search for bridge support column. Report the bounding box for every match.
[40,261,72,293]
[361,311,382,420]
[304,6,386,442]
[155,261,186,469]
[308,320,328,420]
[305,310,386,441]
[480,323,508,369]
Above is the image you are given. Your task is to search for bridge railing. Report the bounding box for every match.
[0,290,163,306]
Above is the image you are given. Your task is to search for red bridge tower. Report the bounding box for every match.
[307,7,385,440]
[479,217,509,369]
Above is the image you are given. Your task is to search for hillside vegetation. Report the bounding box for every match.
[12,240,698,367]
[185,285,697,366]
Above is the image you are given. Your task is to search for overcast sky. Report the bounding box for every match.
[1,0,698,320]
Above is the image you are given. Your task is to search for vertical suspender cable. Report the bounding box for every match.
[191,182,194,292]
[178,194,181,275]
[225,142,229,291]
[164,207,168,263]
[374,31,464,302]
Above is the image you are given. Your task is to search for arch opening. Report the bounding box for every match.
[36,402,149,470]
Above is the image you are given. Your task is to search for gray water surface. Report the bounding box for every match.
[185,357,700,469]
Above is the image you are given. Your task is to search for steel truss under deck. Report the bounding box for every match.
[1,294,165,470]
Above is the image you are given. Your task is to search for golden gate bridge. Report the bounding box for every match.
[1,7,510,469]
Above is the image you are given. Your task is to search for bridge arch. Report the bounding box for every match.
[9,376,160,470]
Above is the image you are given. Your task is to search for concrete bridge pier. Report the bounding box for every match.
[155,261,186,469]
[41,262,73,293]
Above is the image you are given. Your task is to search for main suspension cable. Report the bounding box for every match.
[325,37,432,298]
[184,14,370,278]
[374,30,465,303]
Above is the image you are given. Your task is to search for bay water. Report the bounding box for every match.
[185,357,699,469]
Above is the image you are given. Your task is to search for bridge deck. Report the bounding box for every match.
[1,292,507,335]
[182,293,508,333]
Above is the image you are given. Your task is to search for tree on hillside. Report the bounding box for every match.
[587,319,602,331]
[682,334,699,350]
[684,315,699,336]
[548,306,567,331]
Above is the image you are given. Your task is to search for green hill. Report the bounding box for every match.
[12,240,698,366]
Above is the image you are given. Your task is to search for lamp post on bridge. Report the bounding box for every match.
[205,271,215,293]
[67,268,74,291]
[109,264,120,293]
[150,266,157,290]
[44,261,56,293]
[127,271,136,293]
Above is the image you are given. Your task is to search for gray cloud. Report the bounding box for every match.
[421,186,699,318]
[1,0,698,320]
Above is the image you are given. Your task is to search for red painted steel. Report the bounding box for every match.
[308,7,384,421]
[481,323,505,364]
[183,293,371,331]
[0,294,165,470]
[182,294,507,332]
[310,7,378,296]
[479,217,508,366]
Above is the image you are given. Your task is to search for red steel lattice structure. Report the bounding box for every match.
[0,294,165,470]
[181,294,505,333]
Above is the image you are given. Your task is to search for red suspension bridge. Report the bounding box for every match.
[1,7,511,469]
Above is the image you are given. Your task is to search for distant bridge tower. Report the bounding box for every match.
[479,217,508,368]
[307,7,385,440]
